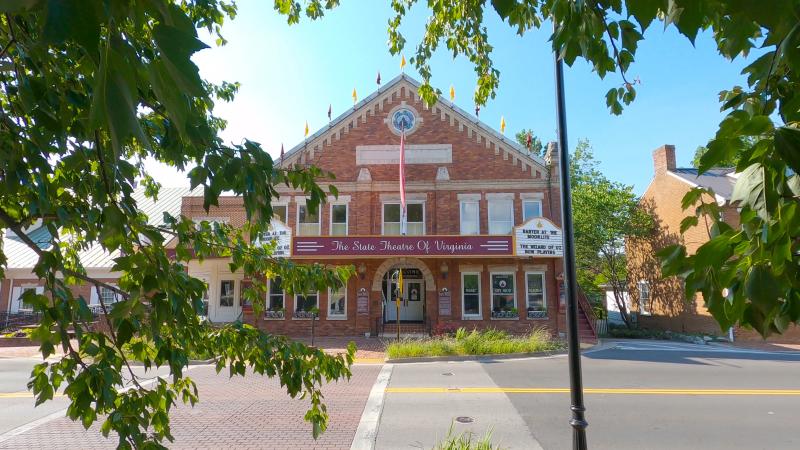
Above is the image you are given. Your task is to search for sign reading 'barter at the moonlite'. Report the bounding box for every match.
[514,218,564,257]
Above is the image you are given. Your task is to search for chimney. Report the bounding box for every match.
[653,144,676,174]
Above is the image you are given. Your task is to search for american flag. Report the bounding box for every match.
[399,124,407,235]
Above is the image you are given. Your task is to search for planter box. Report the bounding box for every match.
[264,310,285,320]
[491,311,519,319]
[527,311,548,319]
[292,311,317,319]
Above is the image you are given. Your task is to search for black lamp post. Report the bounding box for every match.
[553,22,589,450]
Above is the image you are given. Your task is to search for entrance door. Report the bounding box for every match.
[212,279,241,322]
[385,278,425,322]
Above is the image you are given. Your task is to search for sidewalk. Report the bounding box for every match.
[294,336,387,361]
[0,363,381,450]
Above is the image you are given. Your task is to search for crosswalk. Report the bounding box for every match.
[607,340,800,355]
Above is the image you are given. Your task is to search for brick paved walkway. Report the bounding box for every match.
[0,364,381,450]
[294,336,388,360]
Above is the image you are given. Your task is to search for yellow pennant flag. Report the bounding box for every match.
[400,55,406,71]
[500,116,506,134]
[352,88,358,105]
[449,85,455,102]
[304,121,309,137]
[397,269,404,296]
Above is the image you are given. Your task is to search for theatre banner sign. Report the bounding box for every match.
[514,218,564,257]
[289,220,564,258]
[292,235,512,257]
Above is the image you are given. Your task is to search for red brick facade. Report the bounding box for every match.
[182,76,567,337]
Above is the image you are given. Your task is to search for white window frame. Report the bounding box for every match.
[296,204,321,236]
[522,199,543,222]
[218,279,236,308]
[381,202,425,235]
[638,280,651,315]
[193,217,229,230]
[266,277,285,311]
[327,283,347,320]
[14,285,43,312]
[490,272,517,313]
[330,203,348,236]
[294,291,320,314]
[272,204,288,224]
[459,200,480,235]
[461,272,482,319]
[89,284,122,306]
[487,199,514,234]
[524,271,547,318]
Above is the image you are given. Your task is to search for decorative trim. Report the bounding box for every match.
[520,192,545,199]
[357,168,372,182]
[485,192,515,200]
[356,144,452,165]
[457,193,481,201]
[370,257,436,292]
[523,264,548,272]
[459,264,483,272]
[327,195,352,203]
[487,265,517,272]
[379,193,428,202]
[436,167,450,181]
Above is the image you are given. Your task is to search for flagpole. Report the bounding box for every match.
[553,20,588,450]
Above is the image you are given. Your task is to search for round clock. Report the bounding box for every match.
[391,108,416,133]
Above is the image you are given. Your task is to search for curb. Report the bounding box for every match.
[127,357,217,367]
[385,349,566,364]
[350,364,393,450]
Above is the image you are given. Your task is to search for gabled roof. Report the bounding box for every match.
[668,168,737,202]
[281,74,548,172]
[3,186,197,271]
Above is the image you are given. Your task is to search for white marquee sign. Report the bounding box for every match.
[256,220,291,258]
[514,218,564,257]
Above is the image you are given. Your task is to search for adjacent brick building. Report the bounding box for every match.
[182,75,594,339]
[626,145,800,343]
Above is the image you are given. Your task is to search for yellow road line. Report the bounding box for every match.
[0,392,65,399]
[385,387,800,396]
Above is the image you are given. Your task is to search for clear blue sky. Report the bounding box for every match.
[149,0,754,194]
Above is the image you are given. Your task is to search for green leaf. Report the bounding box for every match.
[731,164,768,220]
[42,0,100,52]
[153,24,209,98]
[625,0,661,31]
[745,264,780,314]
[774,127,800,174]
[679,215,698,233]
[491,0,515,19]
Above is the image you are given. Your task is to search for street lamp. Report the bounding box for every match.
[553,21,589,450]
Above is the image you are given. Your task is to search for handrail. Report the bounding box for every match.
[576,288,597,337]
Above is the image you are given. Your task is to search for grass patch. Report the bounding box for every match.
[434,423,501,450]
[386,328,563,359]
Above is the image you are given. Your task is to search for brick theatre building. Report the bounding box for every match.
[183,75,595,339]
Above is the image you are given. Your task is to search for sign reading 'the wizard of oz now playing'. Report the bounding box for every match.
[514,218,564,257]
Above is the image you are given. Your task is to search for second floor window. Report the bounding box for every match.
[460,201,479,235]
[383,203,424,235]
[488,199,513,234]
[331,204,348,235]
[522,200,542,222]
[297,205,320,236]
[272,205,287,224]
[268,277,284,310]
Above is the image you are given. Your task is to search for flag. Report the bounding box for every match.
[399,123,407,235]
[500,116,506,134]
[304,121,309,137]
[377,71,381,85]
[328,104,332,121]
[397,269,404,297]
[280,143,284,164]
[400,55,406,71]
[526,132,532,150]
[352,88,357,105]
[449,85,455,102]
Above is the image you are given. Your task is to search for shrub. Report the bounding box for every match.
[386,327,563,359]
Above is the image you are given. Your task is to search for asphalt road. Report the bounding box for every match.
[377,340,800,449]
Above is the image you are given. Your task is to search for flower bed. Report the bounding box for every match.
[386,328,563,359]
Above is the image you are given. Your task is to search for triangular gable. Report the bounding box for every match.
[281,74,548,175]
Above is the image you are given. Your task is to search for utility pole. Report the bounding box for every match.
[553,21,589,450]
